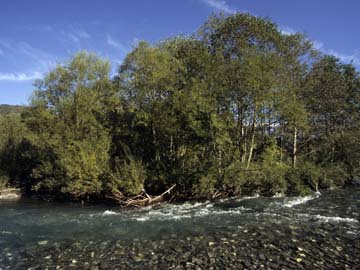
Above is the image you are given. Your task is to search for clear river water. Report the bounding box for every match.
[0,187,359,269]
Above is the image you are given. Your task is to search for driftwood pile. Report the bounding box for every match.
[0,188,21,201]
[107,184,176,207]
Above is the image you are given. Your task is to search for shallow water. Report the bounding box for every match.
[0,187,359,269]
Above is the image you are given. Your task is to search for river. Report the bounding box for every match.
[0,187,359,269]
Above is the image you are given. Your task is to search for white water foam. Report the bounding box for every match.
[102,210,119,216]
[132,202,211,221]
[312,215,358,223]
[132,203,253,221]
[97,192,324,222]
[234,194,260,202]
[117,200,254,222]
[298,213,359,224]
[96,194,277,222]
[0,230,13,235]
[272,193,285,198]
[94,194,270,222]
[134,216,150,222]
[283,193,320,208]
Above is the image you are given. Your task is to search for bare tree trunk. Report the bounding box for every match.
[170,135,173,157]
[331,145,335,163]
[152,124,156,144]
[238,104,246,163]
[247,106,256,169]
[241,122,246,163]
[292,126,297,168]
[218,148,223,179]
[242,138,247,164]
[247,131,255,169]
[152,124,160,161]
[280,124,284,163]
[268,115,271,136]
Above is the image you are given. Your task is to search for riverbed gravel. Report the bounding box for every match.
[1,222,358,270]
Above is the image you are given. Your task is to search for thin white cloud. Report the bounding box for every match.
[0,72,42,82]
[279,26,297,36]
[77,30,91,39]
[0,48,3,55]
[17,42,55,70]
[25,25,53,32]
[0,40,56,73]
[61,28,91,43]
[0,40,11,50]
[107,35,121,48]
[310,39,360,66]
[107,35,128,53]
[327,49,360,66]
[312,40,324,51]
[201,0,236,14]
[131,37,140,47]
[68,33,80,43]
[279,25,360,68]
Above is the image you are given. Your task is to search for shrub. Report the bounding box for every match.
[320,164,349,188]
[258,141,289,195]
[285,168,312,196]
[0,173,9,190]
[193,171,217,197]
[223,161,261,195]
[109,157,146,196]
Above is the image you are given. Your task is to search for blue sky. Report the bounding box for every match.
[0,0,359,105]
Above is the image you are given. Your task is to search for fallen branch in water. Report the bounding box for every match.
[0,188,22,201]
[108,184,177,208]
[212,190,223,199]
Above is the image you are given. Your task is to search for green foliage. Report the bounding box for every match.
[285,169,312,196]
[193,169,218,197]
[59,138,110,195]
[301,162,322,190]
[286,161,325,195]
[0,172,9,190]
[109,157,146,196]
[0,13,358,201]
[320,164,349,188]
[258,142,289,195]
[224,161,262,195]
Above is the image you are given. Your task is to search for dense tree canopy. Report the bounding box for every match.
[1,13,359,201]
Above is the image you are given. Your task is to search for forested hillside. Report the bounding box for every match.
[1,13,359,202]
[0,104,27,115]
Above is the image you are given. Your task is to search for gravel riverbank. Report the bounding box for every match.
[1,222,359,270]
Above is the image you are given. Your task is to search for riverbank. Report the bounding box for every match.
[4,182,355,208]
[2,223,359,270]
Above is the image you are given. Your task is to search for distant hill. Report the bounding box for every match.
[0,104,28,115]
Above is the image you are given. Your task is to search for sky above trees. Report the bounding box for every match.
[0,0,359,105]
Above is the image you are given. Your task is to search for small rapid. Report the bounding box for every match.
[282,193,320,208]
